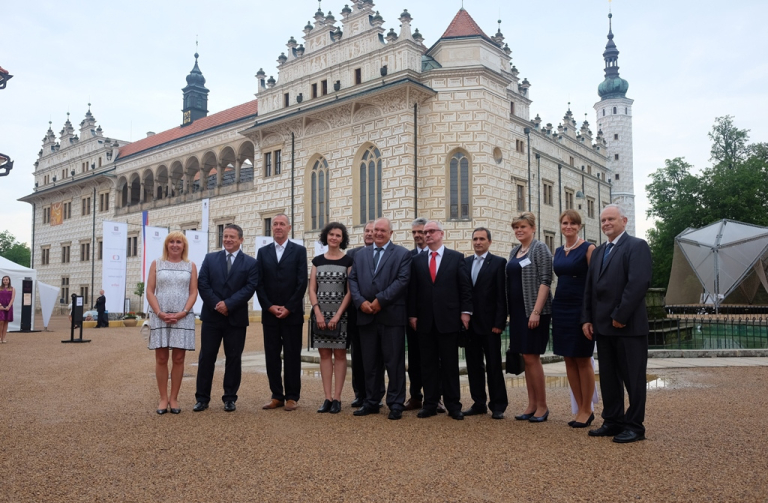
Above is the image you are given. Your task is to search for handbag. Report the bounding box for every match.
[312,314,340,338]
[505,348,525,375]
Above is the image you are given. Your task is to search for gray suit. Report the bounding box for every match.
[348,242,412,410]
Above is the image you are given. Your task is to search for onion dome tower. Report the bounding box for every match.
[182,52,209,126]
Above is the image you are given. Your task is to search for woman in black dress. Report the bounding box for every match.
[552,210,596,428]
[309,222,353,414]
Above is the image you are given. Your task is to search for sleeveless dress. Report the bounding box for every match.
[507,252,550,355]
[0,289,13,322]
[552,243,595,357]
[147,260,195,350]
[311,254,353,349]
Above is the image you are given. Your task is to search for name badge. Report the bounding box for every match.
[519,257,531,268]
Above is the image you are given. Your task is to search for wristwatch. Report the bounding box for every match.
[532,309,540,315]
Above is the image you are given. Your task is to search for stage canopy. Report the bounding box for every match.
[0,256,37,331]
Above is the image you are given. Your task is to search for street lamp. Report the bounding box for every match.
[524,127,531,212]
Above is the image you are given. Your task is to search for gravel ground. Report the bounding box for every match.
[1,316,767,502]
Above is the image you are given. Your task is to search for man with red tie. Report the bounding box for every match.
[408,220,473,420]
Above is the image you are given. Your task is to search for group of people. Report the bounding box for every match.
[145,205,652,443]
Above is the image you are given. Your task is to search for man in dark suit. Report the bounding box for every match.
[194,224,258,412]
[408,220,472,420]
[256,214,308,412]
[582,204,652,443]
[404,217,429,411]
[346,221,379,408]
[95,290,107,328]
[348,217,412,420]
[462,227,508,419]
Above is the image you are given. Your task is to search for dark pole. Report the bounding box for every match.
[524,127,531,211]
[557,164,562,247]
[597,177,602,245]
[536,153,541,240]
[291,132,295,239]
[414,103,418,217]
[30,203,36,268]
[91,187,96,307]
[581,172,586,240]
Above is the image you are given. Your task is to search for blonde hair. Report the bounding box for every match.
[161,231,189,261]
[511,211,536,229]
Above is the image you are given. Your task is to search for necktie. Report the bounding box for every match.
[472,256,483,285]
[430,251,438,283]
[373,247,383,270]
[227,253,233,274]
[601,243,614,272]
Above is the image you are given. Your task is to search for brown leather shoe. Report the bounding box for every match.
[285,400,298,411]
[262,399,285,410]
[403,398,422,411]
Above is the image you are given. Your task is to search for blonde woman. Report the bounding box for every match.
[146,232,198,414]
[0,276,15,343]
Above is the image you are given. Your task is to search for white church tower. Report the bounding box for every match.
[594,13,636,236]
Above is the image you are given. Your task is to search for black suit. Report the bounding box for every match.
[582,233,652,435]
[464,253,508,413]
[195,249,258,404]
[95,294,107,328]
[405,247,428,401]
[256,241,308,402]
[408,247,473,414]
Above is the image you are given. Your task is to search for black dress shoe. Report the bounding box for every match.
[224,401,236,412]
[572,413,595,429]
[448,411,464,420]
[417,408,437,418]
[350,397,364,408]
[461,407,487,416]
[353,405,379,416]
[491,411,504,420]
[529,410,549,423]
[192,402,209,412]
[317,399,332,413]
[613,430,645,443]
[329,400,341,414]
[588,424,624,437]
[514,411,535,421]
[156,406,168,415]
[170,407,181,415]
[388,409,402,420]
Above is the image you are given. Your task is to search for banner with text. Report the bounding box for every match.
[201,198,210,234]
[142,226,169,313]
[186,230,208,314]
[102,221,128,313]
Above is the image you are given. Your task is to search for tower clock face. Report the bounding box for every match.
[183,111,191,124]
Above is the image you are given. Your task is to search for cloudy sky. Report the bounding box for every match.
[2,0,766,249]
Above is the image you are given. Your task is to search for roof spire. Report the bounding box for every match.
[597,10,629,99]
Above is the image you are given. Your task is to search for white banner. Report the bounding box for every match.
[201,198,210,234]
[37,281,59,328]
[186,230,208,314]
[314,241,328,257]
[102,221,127,313]
[142,226,169,313]
[252,237,304,311]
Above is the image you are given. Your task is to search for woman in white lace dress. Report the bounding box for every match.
[146,231,198,415]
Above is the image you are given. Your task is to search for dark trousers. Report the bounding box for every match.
[195,321,247,404]
[97,310,108,327]
[465,330,508,413]
[349,323,367,400]
[595,333,648,434]
[359,323,405,410]
[405,324,423,401]
[263,322,303,402]
[418,327,462,414]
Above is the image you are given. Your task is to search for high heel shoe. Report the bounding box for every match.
[156,405,169,415]
[515,411,536,421]
[529,410,549,422]
[571,413,595,428]
[329,400,341,414]
[317,399,332,413]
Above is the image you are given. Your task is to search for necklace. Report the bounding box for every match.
[563,239,581,252]
[517,243,531,255]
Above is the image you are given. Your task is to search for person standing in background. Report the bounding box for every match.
[0,276,15,343]
[95,290,107,328]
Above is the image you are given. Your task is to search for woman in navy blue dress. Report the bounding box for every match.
[552,210,596,428]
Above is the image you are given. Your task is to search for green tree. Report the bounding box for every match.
[0,230,31,268]
[708,115,750,170]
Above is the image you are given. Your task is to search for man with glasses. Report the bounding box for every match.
[404,218,428,411]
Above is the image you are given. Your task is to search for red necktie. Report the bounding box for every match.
[430,251,437,283]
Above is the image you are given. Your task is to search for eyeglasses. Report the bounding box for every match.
[424,229,441,235]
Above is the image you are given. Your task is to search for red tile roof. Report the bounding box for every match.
[117,100,258,159]
[440,8,494,43]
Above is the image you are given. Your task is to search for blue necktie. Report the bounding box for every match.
[601,243,614,271]
[373,247,383,270]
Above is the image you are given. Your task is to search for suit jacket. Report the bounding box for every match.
[255,240,308,326]
[348,242,412,327]
[581,234,652,336]
[408,247,473,334]
[198,249,258,327]
[465,253,507,335]
[508,239,553,316]
[95,295,106,312]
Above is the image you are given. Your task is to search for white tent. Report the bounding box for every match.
[0,256,37,331]
[667,220,768,311]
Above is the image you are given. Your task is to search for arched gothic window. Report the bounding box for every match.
[310,157,330,230]
[359,146,382,224]
[449,151,470,220]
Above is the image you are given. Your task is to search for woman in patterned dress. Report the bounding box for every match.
[146,231,198,414]
[0,276,15,343]
[309,222,353,414]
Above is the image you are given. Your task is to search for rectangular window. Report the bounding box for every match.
[61,245,71,264]
[321,79,328,95]
[615,173,620,180]
[98,157,102,167]
[544,233,555,254]
[614,153,620,160]
[565,190,574,210]
[587,198,595,219]
[99,192,110,212]
[264,218,272,237]
[274,150,282,175]
[126,236,138,257]
[80,286,89,303]
[515,139,525,153]
[311,83,318,98]
[354,68,362,85]
[569,156,575,167]
[98,240,103,260]
[61,277,69,304]
[63,202,72,220]
[216,223,232,249]
[283,93,290,107]
[264,152,272,177]
[80,242,90,262]
[614,134,619,140]
[82,197,91,216]
[43,206,51,224]
[516,183,526,212]
[543,182,553,206]
[510,102,515,115]
[41,247,50,265]
[587,165,592,175]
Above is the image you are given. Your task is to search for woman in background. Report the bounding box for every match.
[146,232,198,415]
[0,276,15,343]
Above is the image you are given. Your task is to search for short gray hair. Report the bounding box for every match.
[411,217,428,228]
[602,203,627,218]
[426,220,444,231]
[374,217,392,231]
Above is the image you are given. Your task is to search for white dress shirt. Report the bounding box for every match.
[274,240,287,262]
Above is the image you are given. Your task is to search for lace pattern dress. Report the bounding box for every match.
[148,260,196,350]
[311,254,353,349]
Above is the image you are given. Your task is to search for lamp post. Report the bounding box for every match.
[575,167,586,239]
[524,127,531,211]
